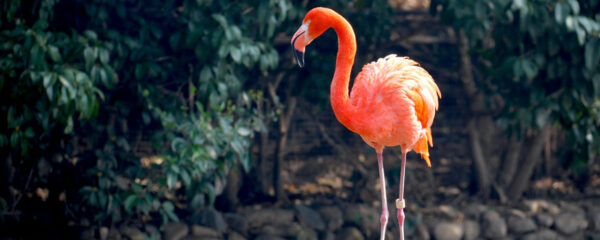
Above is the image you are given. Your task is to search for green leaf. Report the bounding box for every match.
[584,39,600,71]
[555,2,568,23]
[236,127,251,136]
[99,48,109,64]
[567,0,580,14]
[161,201,174,212]
[180,169,191,187]
[199,67,213,82]
[0,134,7,147]
[83,47,96,68]
[167,172,177,189]
[10,133,18,148]
[566,16,575,30]
[43,73,56,99]
[520,58,537,80]
[24,128,34,138]
[240,154,251,172]
[84,30,98,41]
[574,24,586,45]
[64,116,74,134]
[212,14,228,28]
[48,45,61,62]
[230,48,241,63]
[124,195,137,214]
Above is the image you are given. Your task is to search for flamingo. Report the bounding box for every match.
[291,7,441,240]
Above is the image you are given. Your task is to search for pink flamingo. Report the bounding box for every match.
[291,7,441,240]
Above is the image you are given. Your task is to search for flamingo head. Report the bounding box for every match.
[291,7,333,67]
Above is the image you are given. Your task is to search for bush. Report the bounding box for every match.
[432,0,600,197]
[0,0,294,227]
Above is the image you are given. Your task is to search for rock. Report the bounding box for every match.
[317,206,344,230]
[521,229,558,240]
[336,227,364,240]
[507,215,537,234]
[439,205,462,219]
[108,227,122,240]
[534,213,553,227]
[144,224,158,235]
[255,235,286,240]
[559,202,585,215]
[463,220,480,240]
[181,236,218,240]
[120,226,147,240]
[228,232,246,240]
[80,228,95,239]
[243,208,295,229]
[523,200,560,214]
[191,208,228,232]
[252,222,301,237]
[341,204,379,237]
[593,210,600,231]
[191,225,221,238]
[225,213,249,234]
[295,204,326,230]
[463,203,487,218]
[481,210,507,238]
[321,231,335,240]
[554,212,588,235]
[296,227,318,240]
[99,227,109,240]
[433,222,463,240]
[164,222,189,240]
[416,224,430,240]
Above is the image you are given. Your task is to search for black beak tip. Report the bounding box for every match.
[291,31,306,68]
[293,48,305,68]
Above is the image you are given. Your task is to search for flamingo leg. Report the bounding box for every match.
[377,152,388,240]
[397,151,407,240]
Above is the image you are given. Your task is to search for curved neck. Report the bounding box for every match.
[329,13,357,132]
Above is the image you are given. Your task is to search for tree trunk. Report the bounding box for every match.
[499,134,522,187]
[268,72,296,204]
[467,120,491,197]
[256,96,272,196]
[507,124,552,200]
[273,97,296,204]
[457,28,493,197]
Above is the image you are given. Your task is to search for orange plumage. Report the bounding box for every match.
[291,7,440,240]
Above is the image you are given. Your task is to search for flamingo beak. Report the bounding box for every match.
[291,25,307,67]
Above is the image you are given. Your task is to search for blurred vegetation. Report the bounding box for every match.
[0,0,394,233]
[0,0,294,227]
[432,0,600,199]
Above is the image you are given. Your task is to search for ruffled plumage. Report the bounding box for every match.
[349,55,441,166]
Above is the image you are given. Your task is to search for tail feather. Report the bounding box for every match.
[413,133,432,167]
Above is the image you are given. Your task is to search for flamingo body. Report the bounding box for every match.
[291,7,441,240]
[348,55,439,165]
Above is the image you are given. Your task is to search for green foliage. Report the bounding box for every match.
[0,0,294,226]
[432,0,600,172]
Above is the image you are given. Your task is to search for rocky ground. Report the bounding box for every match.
[80,198,600,240]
